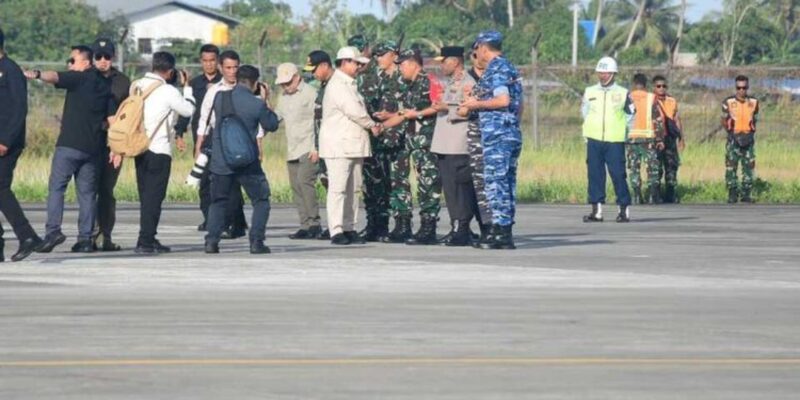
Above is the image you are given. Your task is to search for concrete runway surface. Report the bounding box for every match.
[1,204,799,399]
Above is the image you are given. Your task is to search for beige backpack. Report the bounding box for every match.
[107,80,167,157]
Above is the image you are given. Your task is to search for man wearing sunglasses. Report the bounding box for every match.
[721,75,759,203]
[91,38,130,251]
[24,45,117,253]
[653,75,684,204]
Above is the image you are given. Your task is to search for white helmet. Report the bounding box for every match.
[595,56,618,73]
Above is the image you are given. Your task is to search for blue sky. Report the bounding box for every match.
[194,0,724,22]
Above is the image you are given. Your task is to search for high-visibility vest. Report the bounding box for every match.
[582,83,629,143]
[723,96,759,134]
[659,96,678,121]
[629,90,656,139]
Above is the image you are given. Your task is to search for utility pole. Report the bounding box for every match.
[592,0,604,47]
[571,1,580,68]
[118,29,128,74]
[530,33,542,149]
[508,0,514,28]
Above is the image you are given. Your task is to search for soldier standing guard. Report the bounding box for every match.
[722,75,759,204]
[626,73,665,204]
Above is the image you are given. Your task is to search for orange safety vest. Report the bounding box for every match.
[724,96,759,134]
[658,96,678,121]
[629,90,656,139]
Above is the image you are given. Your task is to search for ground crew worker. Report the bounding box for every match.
[91,37,130,251]
[304,50,334,239]
[581,56,634,223]
[722,75,759,203]
[378,49,442,246]
[653,75,685,203]
[460,31,523,250]
[626,73,665,204]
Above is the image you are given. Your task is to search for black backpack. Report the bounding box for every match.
[218,91,259,169]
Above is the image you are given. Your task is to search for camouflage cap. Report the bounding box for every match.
[394,48,423,66]
[373,40,399,56]
[473,30,503,48]
[347,34,369,52]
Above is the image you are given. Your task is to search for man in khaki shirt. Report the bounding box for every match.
[275,63,323,239]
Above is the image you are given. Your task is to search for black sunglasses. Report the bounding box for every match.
[94,53,112,61]
[655,84,668,88]
[66,58,75,65]
[736,86,749,90]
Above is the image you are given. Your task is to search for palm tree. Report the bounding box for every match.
[600,0,682,57]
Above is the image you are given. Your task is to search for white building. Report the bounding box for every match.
[82,0,240,55]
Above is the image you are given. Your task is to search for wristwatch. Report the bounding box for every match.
[34,70,42,79]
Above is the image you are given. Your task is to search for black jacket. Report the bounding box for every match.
[0,55,28,150]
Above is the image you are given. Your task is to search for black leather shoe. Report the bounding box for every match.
[11,236,43,262]
[317,228,331,240]
[153,240,171,253]
[197,222,207,232]
[36,232,67,253]
[134,244,155,254]
[99,239,122,252]
[330,233,350,245]
[250,241,271,254]
[71,240,95,253]
[345,231,366,244]
[205,241,220,254]
[289,229,312,240]
[221,228,247,240]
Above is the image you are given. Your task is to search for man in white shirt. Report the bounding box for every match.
[130,51,195,254]
[319,47,382,245]
[274,63,322,240]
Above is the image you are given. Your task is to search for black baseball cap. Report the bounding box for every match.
[304,50,332,72]
[92,38,116,57]
[434,46,465,61]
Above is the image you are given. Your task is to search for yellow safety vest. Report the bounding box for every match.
[582,83,629,143]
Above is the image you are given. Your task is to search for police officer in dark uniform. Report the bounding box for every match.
[0,27,43,262]
[92,38,130,251]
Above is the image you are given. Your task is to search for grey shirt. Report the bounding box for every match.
[431,71,475,155]
[210,85,279,175]
[276,81,317,161]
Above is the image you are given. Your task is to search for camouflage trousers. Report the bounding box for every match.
[657,136,680,189]
[483,138,522,227]
[467,120,492,224]
[725,140,756,192]
[626,141,662,196]
[362,146,400,222]
[389,134,442,219]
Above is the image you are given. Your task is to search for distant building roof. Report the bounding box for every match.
[82,0,240,26]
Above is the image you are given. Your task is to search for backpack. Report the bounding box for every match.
[107,81,167,157]
[218,91,259,169]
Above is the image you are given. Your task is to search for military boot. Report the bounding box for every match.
[0,238,5,263]
[663,185,677,204]
[359,216,387,242]
[727,188,738,204]
[649,184,662,204]
[437,221,456,246]
[616,205,630,223]
[489,225,516,250]
[478,224,503,249]
[740,189,754,203]
[382,216,413,243]
[444,220,472,247]
[472,224,493,249]
[583,203,603,223]
[632,187,646,205]
[406,216,438,245]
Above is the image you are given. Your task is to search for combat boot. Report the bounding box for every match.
[616,205,630,223]
[582,203,603,223]
[727,188,738,204]
[740,189,754,204]
[632,188,646,205]
[360,216,390,242]
[0,238,4,263]
[406,216,438,245]
[489,225,515,250]
[472,224,493,249]
[479,224,503,249]
[649,184,662,204]
[444,220,472,247]
[359,217,379,242]
[382,216,412,243]
[437,221,456,246]
[663,185,677,204]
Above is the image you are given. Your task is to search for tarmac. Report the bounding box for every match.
[1,203,799,399]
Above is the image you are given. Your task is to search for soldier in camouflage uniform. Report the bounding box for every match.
[357,39,401,242]
[463,51,492,246]
[379,49,442,245]
[721,75,759,203]
[625,73,665,205]
[653,75,685,203]
[303,50,334,239]
[460,31,523,250]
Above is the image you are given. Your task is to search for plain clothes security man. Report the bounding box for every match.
[195,50,250,239]
[722,75,759,204]
[430,46,480,247]
[653,75,685,203]
[175,44,222,230]
[0,27,43,262]
[91,37,131,251]
[626,73,665,204]
[204,65,279,255]
[129,51,195,254]
[319,46,379,245]
[581,57,634,223]
[24,45,117,253]
[274,62,322,240]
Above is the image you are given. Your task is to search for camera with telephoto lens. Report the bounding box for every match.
[185,150,209,187]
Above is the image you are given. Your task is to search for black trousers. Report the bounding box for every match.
[437,154,481,224]
[0,147,37,245]
[95,157,122,240]
[201,155,246,231]
[135,151,172,246]
[206,171,271,244]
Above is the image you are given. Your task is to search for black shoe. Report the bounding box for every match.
[204,241,220,254]
[11,236,42,262]
[406,216,438,245]
[197,222,207,232]
[582,203,604,223]
[317,229,331,240]
[616,205,631,223]
[472,224,493,249]
[71,240,95,253]
[663,185,677,204]
[478,225,502,249]
[649,184,662,204]
[99,239,122,252]
[444,220,472,247]
[345,231,366,244]
[728,188,738,204]
[289,229,312,240]
[490,225,516,250]
[153,240,171,253]
[36,232,67,253]
[134,244,155,254]
[360,218,389,242]
[250,241,271,254]
[221,228,247,240]
[307,225,323,239]
[330,233,351,245]
[382,216,412,243]
[740,190,754,203]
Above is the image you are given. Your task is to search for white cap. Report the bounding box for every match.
[595,56,618,73]
[275,63,298,85]
[336,46,370,64]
